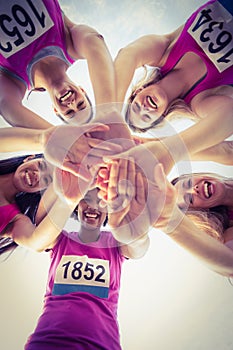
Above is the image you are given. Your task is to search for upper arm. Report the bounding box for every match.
[180,95,233,155]
[0,73,52,128]
[35,184,58,225]
[116,34,171,69]
[3,213,35,246]
[64,19,104,59]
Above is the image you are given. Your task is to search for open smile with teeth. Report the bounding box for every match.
[59,91,73,103]
[25,170,32,187]
[203,181,213,198]
[84,211,100,220]
[146,96,157,108]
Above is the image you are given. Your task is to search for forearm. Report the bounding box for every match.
[1,103,52,129]
[164,209,233,277]
[84,34,116,104]
[121,233,150,259]
[35,184,58,225]
[191,141,233,165]
[114,47,138,103]
[91,109,134,151]
[14,198,77,252]
[0,127,45,152]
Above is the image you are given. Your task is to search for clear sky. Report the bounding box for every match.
[0,1,233,350]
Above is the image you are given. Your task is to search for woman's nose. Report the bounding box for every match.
[67,99,75,108]
[191,185,199,193]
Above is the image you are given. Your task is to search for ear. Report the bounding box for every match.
[23,155,35,163]
[53,106,58,114]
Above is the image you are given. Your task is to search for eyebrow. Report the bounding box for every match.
[38,160,47,171]
[132,102,140,114]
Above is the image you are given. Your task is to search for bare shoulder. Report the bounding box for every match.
[63,16,101,58]
[0,71,26,99]
[191,85,233,117]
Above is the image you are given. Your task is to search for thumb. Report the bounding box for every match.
[62,161,91,181]
[153,163,166,190]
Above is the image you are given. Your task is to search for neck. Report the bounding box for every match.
[32,57,68,89]
[78,226,101,243]
[160,69,187,102]
[0,174,18,204]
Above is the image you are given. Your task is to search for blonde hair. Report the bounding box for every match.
[125,66,198,133]
[186,209,226,242]
[171,172,232,243]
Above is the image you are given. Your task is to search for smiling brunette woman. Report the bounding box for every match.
[0,154,53,245]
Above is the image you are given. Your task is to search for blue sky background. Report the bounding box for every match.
[0,1,233,349]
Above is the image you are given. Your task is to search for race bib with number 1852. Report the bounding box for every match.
[52,255,110,299]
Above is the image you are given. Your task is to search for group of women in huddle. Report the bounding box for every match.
[0,0,233,349]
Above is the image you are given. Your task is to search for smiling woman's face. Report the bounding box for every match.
[174,175,226,210]
[13,157,53,193]
[78,188,107,229]
[52,84,93,124]
[129,84,168,129]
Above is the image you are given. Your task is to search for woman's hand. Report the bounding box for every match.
[53,168,93,207]
[105,159,150,244]
[42,123,123,180]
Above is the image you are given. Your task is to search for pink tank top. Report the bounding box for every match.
[25,230,125,350]
[161,0,233,104]
[0,0,75,89]
[0,203,21,233]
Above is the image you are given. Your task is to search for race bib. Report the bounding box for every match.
[0,0,54,58]
[52,255,110,298]
[188,0,233,72]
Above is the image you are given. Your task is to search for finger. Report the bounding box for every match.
[98,167,110,181]
[108,205,130,228]
[153,163,166,191]
[62,161,91,181]
[135,172,146,206]
[118,158,128,197]
[108,161,119,200]
[126,158,135,199]
[103,149,129,163]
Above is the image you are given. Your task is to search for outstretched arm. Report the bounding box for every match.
[102,159,150,259]
[114,27,182,102]
[64,18,116,105]
[0,124,123,178]
[150,165,233,277]
[190,140,233,166]
[3,168,92,251]
[0,72,53,129]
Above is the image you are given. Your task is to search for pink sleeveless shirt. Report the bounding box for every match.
[0,203,21,233]
[161,0,233,104]
[25,230,125,350]
[0,0,75,89]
